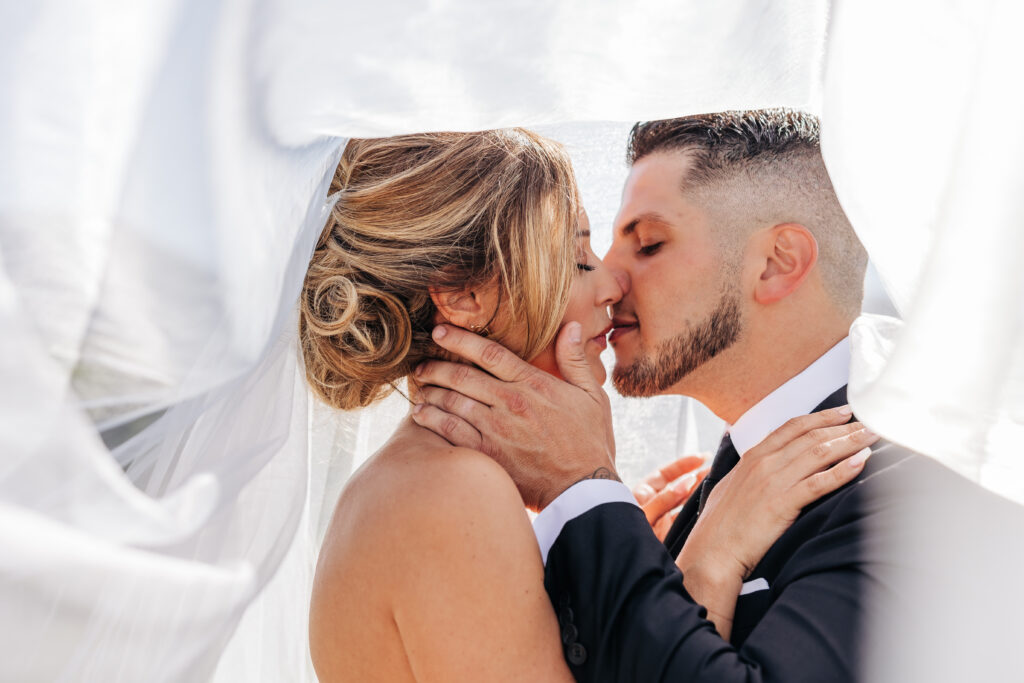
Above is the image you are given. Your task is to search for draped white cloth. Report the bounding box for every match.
[826,0,1024,504]
[0,0,1021,681]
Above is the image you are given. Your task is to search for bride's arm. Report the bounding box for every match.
[386,447,574,683]
[675,412,878,640]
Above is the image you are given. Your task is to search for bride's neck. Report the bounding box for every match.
[386,413,457,454]
[406,376,425,403]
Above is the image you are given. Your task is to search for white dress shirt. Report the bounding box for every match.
[532,337,851,565]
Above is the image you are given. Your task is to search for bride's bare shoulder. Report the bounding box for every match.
[320,430,526,561]
[310,429,548,682]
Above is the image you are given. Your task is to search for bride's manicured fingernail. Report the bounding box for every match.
[412,403,424,415]
[432,325,447,341]
[860,428,877,440]
[848,447,872,468]
[837,404,853,416]
[635,483,656,499]
[670,473,697,493]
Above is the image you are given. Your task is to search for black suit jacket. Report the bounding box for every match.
[543,387,1024,682]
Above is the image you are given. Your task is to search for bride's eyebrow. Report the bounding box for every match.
[577,230,591,238]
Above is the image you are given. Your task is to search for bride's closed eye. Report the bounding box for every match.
[577,262,596,273]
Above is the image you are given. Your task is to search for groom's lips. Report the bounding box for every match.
[609,318,638,344]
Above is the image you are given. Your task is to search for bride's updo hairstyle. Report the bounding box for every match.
[300,129,580,410]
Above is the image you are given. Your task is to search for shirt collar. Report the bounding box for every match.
[728,337,851,457]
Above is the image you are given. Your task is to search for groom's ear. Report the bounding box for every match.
[428,282,499,329]
[752,223,819,305]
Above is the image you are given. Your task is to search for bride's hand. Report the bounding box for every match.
[632,454,709,541]
[676,405,879,639]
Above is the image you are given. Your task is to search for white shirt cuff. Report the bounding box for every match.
[532,479,638,565]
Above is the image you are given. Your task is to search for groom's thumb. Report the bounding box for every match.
[555,322,598,394]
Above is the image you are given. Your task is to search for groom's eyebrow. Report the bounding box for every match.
[620,212,671,236]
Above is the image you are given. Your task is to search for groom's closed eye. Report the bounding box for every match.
[618,211,672,238]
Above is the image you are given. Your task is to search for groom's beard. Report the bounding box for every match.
[612,289,742,397]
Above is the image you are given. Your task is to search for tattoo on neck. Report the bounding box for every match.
[576,467,621,485]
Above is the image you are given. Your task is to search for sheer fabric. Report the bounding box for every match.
[824,0,1024,504]
[1,2,343,678]
[0,0,1021,681]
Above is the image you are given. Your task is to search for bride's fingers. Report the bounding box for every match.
[782,425,879,478]
[657,454,707,487]
[694,466,710,488]
[793,446,873,508]
[411,404,484,451]
[639,454,705,493]
[633,482,657,505]
[654,509,681,542]
[745,405,854,458]
[640,472,668,492]
[643,472,700,525]
[416,386,489,425]
[638,454,704,497]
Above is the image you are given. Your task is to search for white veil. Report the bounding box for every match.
[1,0,1021,681]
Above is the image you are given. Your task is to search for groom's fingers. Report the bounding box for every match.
[411,404,484,451]
[415,360,501,407]
[428,325,536,383]
[416,386,489,426]
[553,322,601,395]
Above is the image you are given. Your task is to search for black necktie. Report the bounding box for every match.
[664,433,741,556]
[696,434,741,515]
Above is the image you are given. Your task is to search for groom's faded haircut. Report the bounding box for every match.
[627,109,868,317]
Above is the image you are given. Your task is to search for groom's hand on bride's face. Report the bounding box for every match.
[412,322,617,511]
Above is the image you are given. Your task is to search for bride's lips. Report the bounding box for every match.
[591,324,612,351]
[608,317,638,344]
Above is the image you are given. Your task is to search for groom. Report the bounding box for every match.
[412,110,1024,681]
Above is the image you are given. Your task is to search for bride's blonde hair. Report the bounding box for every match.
[300,129,580,410]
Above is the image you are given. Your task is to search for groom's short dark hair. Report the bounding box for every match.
[627,109,867,317]
[627,109,820,173]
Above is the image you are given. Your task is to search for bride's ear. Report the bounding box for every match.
[428,283,499,330]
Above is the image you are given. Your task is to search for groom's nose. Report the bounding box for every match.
[602,243,631,297]
[610,266,630,297]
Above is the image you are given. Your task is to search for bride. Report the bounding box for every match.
[303,129,871,681]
